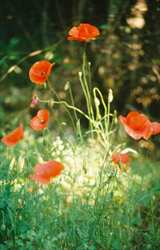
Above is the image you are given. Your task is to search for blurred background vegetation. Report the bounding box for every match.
[0,0,160,140]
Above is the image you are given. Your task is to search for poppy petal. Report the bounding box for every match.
[30,160,64,184]
[119,112,152,140]
[30,109,49,131]
[151,122,160,135]
[37,109,49,123]
[112,152,129,164]
[30,116,48,131]
[67,23,100,42]
[1,124,24,146]
[29,60,53,85]
[119,115,142,140]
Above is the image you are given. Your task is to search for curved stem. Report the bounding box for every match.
[39,98,94,123]
[47,79,76,131]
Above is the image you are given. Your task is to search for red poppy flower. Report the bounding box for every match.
[119,111,152,140]
[67,23,100,42]
[29,60,53,85]
[151,122,160,136]
[112,152,129,165]
[30,160,64,184]
[1,124,24,146]
[30,109,49,131]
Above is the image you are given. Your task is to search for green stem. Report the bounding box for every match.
[81,50,95,137]
[39,97,94,123]
[47,79,76,132]
[68,82,79,123]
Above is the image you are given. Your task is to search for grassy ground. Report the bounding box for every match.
[0,131,160,250]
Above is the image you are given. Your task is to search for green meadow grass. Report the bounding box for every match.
[0,133,160,250]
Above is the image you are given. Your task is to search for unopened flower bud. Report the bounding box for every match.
[78,71,82,78]
[108,88,113,103]
[94,97,100,106]
[30,95,39,108]
[64,81,70,91]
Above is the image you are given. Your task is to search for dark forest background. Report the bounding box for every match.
[0,0,160,132]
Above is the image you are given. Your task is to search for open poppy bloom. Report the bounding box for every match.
[67,23,100,42]
[119,111,152,140]
[30,109,49,131]
[29,60,53,85]
[1,124,24,146]
[112,152,129,165]
[30,160,64,184]
[112,152,130,174]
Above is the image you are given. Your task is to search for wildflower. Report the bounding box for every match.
[29,60,53,85]
[1,124,24,146]
[119,111,152,140]
[112,152,130,174]
[67,23,100,42]
[112,152,129,165]
[30,109,49,131]
[30,160,64,184]
[30,94,39,108]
